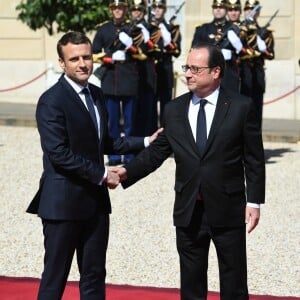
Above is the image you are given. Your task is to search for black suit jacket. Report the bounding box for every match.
[122,87,265,227]
[27,75,144,220]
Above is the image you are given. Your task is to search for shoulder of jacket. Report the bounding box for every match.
[172,92,190,103]
[194,23,203,29]
[95,20,110,29]
[194,21,210,29]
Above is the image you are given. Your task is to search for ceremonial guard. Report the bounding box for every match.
[130,0,162,136]
[240,0,275,129]
[191,0,244,92]
[151,0,181,125]
[92,0,142,165]
[227,0,242,25]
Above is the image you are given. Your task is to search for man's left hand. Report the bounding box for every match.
[245,206,260,233]
[148,127,164,144]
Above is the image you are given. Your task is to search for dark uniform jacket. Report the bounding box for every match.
[92,19,139,96]
[192,20,241,92]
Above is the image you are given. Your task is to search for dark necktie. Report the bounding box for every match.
[82,88,98,130]
[196,99,208,155]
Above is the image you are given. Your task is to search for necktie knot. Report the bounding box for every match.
[82,87,89,94]
[82,88,95,103]
[200,99,208,109]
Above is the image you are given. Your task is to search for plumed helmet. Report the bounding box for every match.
[226,0,241,9]
[244,0,260,10]
[109,0,128,8]
[130,0,146,12]
[152,0,166,9]
[212,0,227,9]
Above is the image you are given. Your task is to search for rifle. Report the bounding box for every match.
[259,9,279,39]
[147,0,153,23]
[169,1,185,23]
[244,4,262,24]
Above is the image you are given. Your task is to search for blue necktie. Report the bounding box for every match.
[82,88,98,130]
[196,99,208,155]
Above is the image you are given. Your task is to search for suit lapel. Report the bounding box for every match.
[180,93,200,155]
[59,76,100,139]
[205,88,231,152]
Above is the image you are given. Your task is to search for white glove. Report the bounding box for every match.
[159,23,172,46]
[221,49,232,60]
[257,35,267,52]
[137,23,150,43]
[227,30,243,53]
[119,32,133,50]
[112,50,126,62]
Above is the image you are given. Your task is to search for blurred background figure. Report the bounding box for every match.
[130,0,161,137]
[151,0,181,125]
[191,0,243,92]
[239,0,275,129]
[92,0,140,166]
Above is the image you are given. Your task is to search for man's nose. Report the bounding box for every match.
[78,57,86,66]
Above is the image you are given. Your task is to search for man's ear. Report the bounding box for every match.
[213,66,222,79]
[58,57,65,70]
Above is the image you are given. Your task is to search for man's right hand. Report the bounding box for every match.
[107,169,120,189]
[109,167,127,182]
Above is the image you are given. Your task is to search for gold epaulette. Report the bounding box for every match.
[194,22,203,28]
[169,21,179,26]
[95,20,109,29]
[93,52,106,64]
[150,21,159,27]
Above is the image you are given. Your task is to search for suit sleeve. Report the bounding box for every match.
[36,95,105,185]
[122,131,172,188]
[243,100,266,204]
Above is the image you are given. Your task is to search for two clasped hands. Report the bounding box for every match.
[105,127,163,189]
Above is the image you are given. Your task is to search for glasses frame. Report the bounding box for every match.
[181,65,211,74]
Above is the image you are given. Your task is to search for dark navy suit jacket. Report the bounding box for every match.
[27,75,144,220]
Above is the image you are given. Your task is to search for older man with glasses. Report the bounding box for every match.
[112,43,265,300]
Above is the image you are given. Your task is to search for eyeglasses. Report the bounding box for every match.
[181,65,210,74]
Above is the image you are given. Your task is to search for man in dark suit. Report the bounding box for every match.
[112,43,265,300]
[27,31,161,300]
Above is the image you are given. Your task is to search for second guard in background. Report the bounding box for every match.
[191,0,244,92]
[240,0,275,129]
[152,0,181,125]
[130,0,161,137]
[92,0,140,165]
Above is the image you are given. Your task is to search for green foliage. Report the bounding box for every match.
[16,0,110,35]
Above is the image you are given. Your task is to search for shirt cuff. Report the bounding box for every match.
[247,202,260,209]
[144,137,150,147]
[99,167,108,185]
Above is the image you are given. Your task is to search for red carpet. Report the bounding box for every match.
[0,276,299,300]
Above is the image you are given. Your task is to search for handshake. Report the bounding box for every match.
[104,127,163,189]
[106,166,127,189]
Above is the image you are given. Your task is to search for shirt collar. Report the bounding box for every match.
[191,86,220,106]
[64,74,88,94]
